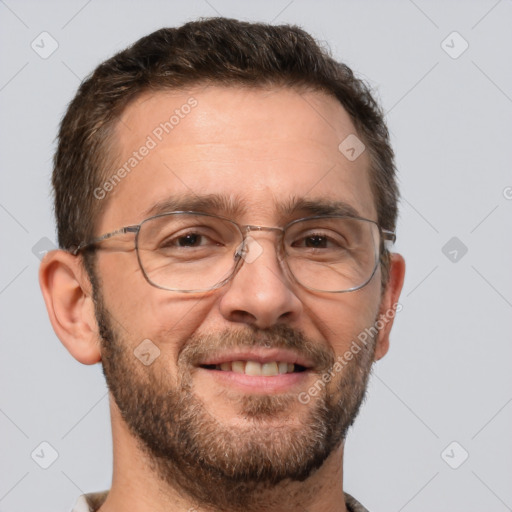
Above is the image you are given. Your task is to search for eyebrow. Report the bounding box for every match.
[279,197,361,219]
[141,194,362,222]
[142,194,247,219]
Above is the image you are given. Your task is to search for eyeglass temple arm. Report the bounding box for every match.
[72,226,139,255]
[381,229,396,251]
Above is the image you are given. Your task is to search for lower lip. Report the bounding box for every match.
[196,367,310,393]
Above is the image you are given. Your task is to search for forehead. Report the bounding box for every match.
[98,86,376,231]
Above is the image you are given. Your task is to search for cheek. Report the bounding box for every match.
[96,252,216,352]
[303,281,381,356]
[147,293,217,359]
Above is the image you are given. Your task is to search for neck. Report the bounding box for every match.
[100,399,349,512]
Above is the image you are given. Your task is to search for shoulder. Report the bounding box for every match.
[345,492,370,512]
[71,490,109,512]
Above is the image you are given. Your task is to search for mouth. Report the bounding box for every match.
[195,349,314,393]
[199,360,308,375]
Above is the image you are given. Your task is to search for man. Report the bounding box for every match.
[39,17,405,512]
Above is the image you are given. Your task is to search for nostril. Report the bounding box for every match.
[229,310,258,325]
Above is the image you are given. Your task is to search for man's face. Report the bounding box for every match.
[92,86,388,504]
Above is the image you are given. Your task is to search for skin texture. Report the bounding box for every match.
[40,86,405,512]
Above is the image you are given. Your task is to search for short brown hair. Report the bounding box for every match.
[53,17,398,282]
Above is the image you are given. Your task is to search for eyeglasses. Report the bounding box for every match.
[72,211,396,293]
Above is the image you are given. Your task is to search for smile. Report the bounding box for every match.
[200,360,308,376]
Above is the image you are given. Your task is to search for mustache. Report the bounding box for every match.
[179,323,335,372]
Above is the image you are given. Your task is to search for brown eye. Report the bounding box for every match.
[176,233,203,247]
[303,235,328,248]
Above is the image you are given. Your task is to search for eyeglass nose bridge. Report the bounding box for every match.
[234,224,286,262]
[242,224,285,234]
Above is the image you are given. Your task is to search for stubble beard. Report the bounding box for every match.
[94,286,377,512]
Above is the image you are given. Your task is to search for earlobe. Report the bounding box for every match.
[373,253,406,361]
[39,250,101,365]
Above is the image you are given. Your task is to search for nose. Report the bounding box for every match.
[218,234,303,329]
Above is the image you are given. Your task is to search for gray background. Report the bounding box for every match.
[1,1,511,511]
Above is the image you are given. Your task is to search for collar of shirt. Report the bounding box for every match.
[72,490,370,512]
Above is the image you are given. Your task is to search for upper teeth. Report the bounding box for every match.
[216,361,295,376]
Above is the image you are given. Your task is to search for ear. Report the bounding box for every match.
[39,250,101,364]
[373,253,406,362]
